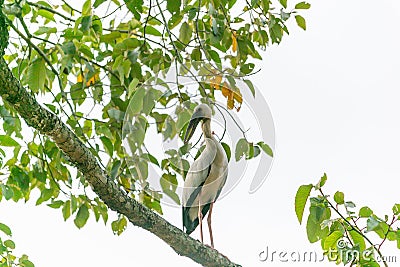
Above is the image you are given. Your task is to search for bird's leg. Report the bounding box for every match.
[198,197,204,244]
[207,202,214,248]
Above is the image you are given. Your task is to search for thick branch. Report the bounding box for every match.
[0,2,240,264]
[0,58,241,267]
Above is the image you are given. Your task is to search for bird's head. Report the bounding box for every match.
[184,104,212,143]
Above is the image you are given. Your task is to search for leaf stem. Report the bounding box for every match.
[319,189,389,267]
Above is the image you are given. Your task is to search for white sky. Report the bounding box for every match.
[1,0,400,266]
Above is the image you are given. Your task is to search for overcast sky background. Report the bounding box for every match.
[1,0,400,266]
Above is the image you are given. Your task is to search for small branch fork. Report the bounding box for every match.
[319,189,390,267]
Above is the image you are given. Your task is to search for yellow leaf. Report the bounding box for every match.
[227,95,234,110]
[220,82,230,97]
[77,73,83,83]
[207,77,242,111]
[119,176,131,190]
[208,75,223,90]
[214,75,222,86]
[233,90,242,104]
[232,32,237,53]
[86,73,99,86]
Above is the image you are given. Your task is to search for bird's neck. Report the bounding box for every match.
[202,119,212,139]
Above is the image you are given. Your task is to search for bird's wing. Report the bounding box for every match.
[182,158,212,207]
[182,144,216,234]
[182,142,216,206]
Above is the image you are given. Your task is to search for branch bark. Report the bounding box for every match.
[0,11,241,267]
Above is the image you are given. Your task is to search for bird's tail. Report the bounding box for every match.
[182,203,211,235]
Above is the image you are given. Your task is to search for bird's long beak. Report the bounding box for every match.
[183,109,204,144]
[184,111,202,144]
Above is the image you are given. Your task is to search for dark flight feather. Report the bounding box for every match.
[182,165,212,234]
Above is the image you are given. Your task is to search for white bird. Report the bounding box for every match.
[182,103,228,248]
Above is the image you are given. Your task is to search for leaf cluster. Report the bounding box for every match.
[295,174,400,267]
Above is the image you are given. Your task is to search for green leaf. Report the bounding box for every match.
[295,1,311,9]
[143,26,162,36]
[36,188,53,205]
[240,63,255,75]
[128,78,139,98]
[333,191,344,204]
[128,87,146,114]
[235,138,249,161]
[0,135,20,147]
[253,145,261,157]
[37,10,55,22]
[168,13,183,29]
[1,184,14,200]
[107,108,125,122]
[100,136,113,156]
[306,213,328,243]
[167,0,181,14]
[221,142,231,162]
[4,239,15,249]
[314,173,327,190]
[243,79,255,97]
[126,0,143,19]
[0,223,12,236]
[142,153,159,166]
[194,145,206,160]
[83,120,93,138]
[366,216,380,232]
[11,167,29,192]
[295,15,307,30]
[27,58,46,92]
[61,42,76,55]
[359,206,373,218]
[110,160,121,180]
[349,230,366,251]
[62,200,71,221]
[322,230,343,250]
[295,184,313,223]
[246,143,254,159]
[111,216,127,235]
[20,259,35,267]
[279,0,287,8]
[179,22,192,44]
[345,201,356,208]
[93,0,106,8]
[47,200,64,209]
[257,141,273,157]
[82,0,92,15]
[34,26,57,35]
[160,173,180,205]
[100,32,121,43]
[74,204,90,229]
[187,8,197,20]
[207,49,221,64]
[80,15,92,32]
[397,230,400,249]
[164,189,180,205]
[393,204,400,215]
[176,110,191,132]
[79,44,94,59]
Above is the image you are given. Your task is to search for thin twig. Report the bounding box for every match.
[27,1,75,22]
[319,189,389,267]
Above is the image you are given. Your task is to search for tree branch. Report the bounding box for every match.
[0,58,241,267]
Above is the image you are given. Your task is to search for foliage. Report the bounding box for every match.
[0,221,35,267]
[0,0,309,237]
[295,174,400,267]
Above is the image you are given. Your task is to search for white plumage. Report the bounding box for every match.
[182,104,228,248]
